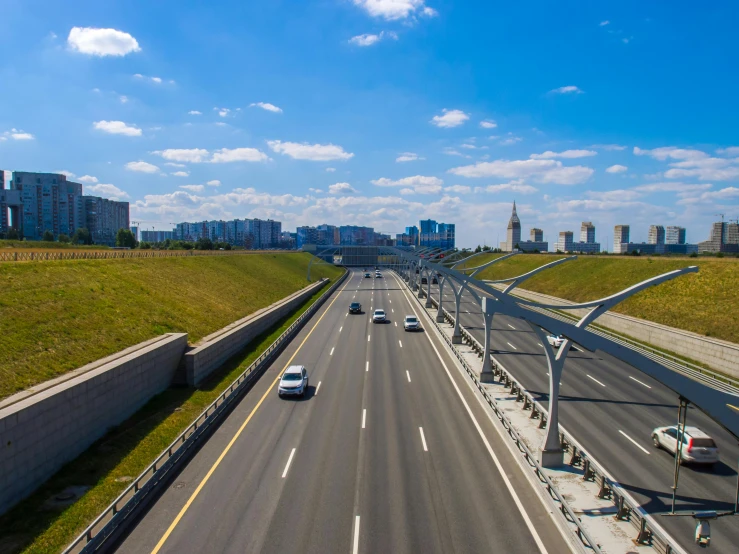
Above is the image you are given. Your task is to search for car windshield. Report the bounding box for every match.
[406,317,417,323]
[351,303,360,308]
[375,311,384,315]
[282,373,302,381]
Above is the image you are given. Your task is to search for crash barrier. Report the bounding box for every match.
[408,273,682,554]
[62,270,349,554]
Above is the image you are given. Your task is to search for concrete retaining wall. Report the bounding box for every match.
[0,333,188,516]
[184,278,329,386]
[498,286,739,379]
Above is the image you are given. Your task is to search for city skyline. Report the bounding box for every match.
[1,3,738,248]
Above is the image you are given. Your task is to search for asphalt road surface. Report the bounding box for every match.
[426,273,739,554]
[114,269,572,554]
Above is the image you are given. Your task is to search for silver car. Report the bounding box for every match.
[372,309,387,323]
[403,315,421,331]
[652,425,719,465]
[278,365,309,398]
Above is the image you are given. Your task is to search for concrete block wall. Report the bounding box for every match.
[0,332,188,516]
[185,278,328,386]
[498,286,739,380]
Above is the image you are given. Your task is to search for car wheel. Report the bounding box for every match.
[652,435,660,449]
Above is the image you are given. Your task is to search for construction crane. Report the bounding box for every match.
[715,213,725,222]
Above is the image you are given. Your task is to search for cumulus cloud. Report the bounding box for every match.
[479,120,497,129]
[133,74,168,84]
[119,95,128,103]
[153,148,210,163]
[478,180,538,194]
[633,146,708,161]
[267,140,354,161]
[396,152,424,162]
[164,162,186,168]
[188,110,202,115]
[549,85,584,94]
[606,164,628,173]
[448,158,594,185]
[180,184,205,192]
[67,27,141,56]
[430,109,470,128]
[349,31,398,46]
[716,146,739,157]
[443,147,471,158]
[635,146,739,180]
[207,180,221,187]
[443,185,471,194]
[125,161,160,173]
[3,128,35,140]
[499,135,523,146]
[249,102,283,113]
[585,189,642,202]
[93,120,142,136]
[171,171,190,177]
[210,147,270,163]
[683,187,739,203]
[600,20,610,26]
[530,149,597,159]
[56,170,76,178]
[214,107,231,117]
[328,182,358,194]
[85,183,129,200]
[351,0,437,21]
[590,144,626,151]
[78,175,98,183]
[371,175,443,188]
[633,182,713,194]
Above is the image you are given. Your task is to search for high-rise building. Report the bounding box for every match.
[504,202,521,252]
[316,224,340,246]
[556,231,574,252]
[530,228,543,242]
[406,225,419,244]
[140,230,174,242]
[340,225,374,246]
[698,221,739,253]
[648,225,666,245]
[613,225,630,254]
[666,226,686,245]
[297,226,319,248]
[580,221,596,243]
[13,172,84,240]
[82,196,130,246]
[129,226,139,241]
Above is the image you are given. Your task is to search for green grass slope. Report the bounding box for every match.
[0,253,342,400]
[474,255,738,344]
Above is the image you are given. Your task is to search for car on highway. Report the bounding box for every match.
[432,275,438,284]
[403,315,421,331]
[364,272,371,278]
[375,272,382,278]
[349,302,362,314]
[652,426,719,466]
[421,277,428,284]
[278,365,309,398]
[547,334,564,348]
[372,309,387,323]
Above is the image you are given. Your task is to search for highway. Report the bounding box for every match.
[114,269,572,554]
[428,274,739,553]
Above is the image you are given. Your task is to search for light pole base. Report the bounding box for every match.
[425,299,433,308]
[479,370,495,383]
[540,448,564,468]
[452,334,463,344]
[436,313,445,322]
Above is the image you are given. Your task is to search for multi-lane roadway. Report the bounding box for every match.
[427,273,739,553]
[114,269,572,554]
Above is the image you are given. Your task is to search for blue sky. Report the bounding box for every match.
[1,0,738,248]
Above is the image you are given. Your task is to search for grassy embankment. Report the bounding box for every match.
[0,239,111,251]
[460,254,738,345]
[0,253,343,553]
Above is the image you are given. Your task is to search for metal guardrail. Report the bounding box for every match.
[405,273,683,554]
[63,271,349,554]
[0,249,300,263]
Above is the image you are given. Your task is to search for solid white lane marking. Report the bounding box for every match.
[282,448,296,478]
[629,376,652,389]
[507,323,516,330]
[315,381,322,396]
[507,342,517,350]
[366,361,369,372]
[419,427,428,452]
[330,347,335,356]
[399,340,403,348]
[352,516,360,554]
[619,430,650,454]
[538,343,543,347]
[406,370,411,382]
[587,374,606,387]
[362,409,366,429]
[367,334,371,342]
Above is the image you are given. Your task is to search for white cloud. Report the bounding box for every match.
[585,189,641,201]
[67,27,141,57]
[430,109,470,128]
[56,170,76,178]
[349,31,398,46]
[479,120,497,129]
[396,152,424,162]
[6,129,35,140]
[188,110,202,115]
[151,77,162,84]
[78,175,98,183]
[328,182,358,194]
[633,182,712,194]
[460,143,477,150]
[444,185,471,194]
[171,171,190,177]
[606,164,628,173]
[119,95,128,103]
[351,0,436,21]
[267,140,354,161]
[600,20,610,26]
[442,148,471,158]
[309,188,323,193]
[633,146,708,161]
[210,148,270,163]
[371,175,443,188]
[133,74,168,84]
[449,158,594,185]
[693,187,739,201]
[206,180,221,187]
[249,102,283,113]
[530,149,597,159]
[479,180,538,194]
[180,184,205,193]
[326,167,337,172]
[499,136,523,146]
[85,183,129,200]
[665,166,739,181]
[214,107,231,117]
[153,148,210,163]
[399,187,416,195]
[214,122,228,127]
[93,120,142,137]
[717,146,739,157]
[635,146,739,180]
[125,161,160,173]
[549,85,584,94]
[590,144,626,151]
[164,162,186,168]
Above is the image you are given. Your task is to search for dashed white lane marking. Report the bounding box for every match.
[507,323,516,330]
[339,326,343,333]
[282,448,296,478]
[587,374,606,387]
[629,376,652,389]
[406,370,411,383]
[330,347,335,356]
[352,516,361,554]
[391,308,394,313]
[538,343,543,347]
[315,381,321,396]
[507,342,517,350]
[366,361,369,372]
[394,321,397,327]
[618,430,650,454]
[399,340,403,348]
[367,334,371,342]
[361,409,367,429]
[419,427,428,452]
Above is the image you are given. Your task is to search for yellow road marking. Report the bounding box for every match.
[151,275,350,553]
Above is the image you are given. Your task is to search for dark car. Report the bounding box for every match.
[431,276,438,284]
[349,302,362,314]
[421,277,428,284]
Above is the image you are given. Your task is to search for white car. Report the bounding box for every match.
[372,309,387,323]
[375,272,382,278]
[652,425,719,466]
[403,315,421,331]
[278,365,309,398]
[547,334,564,348]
